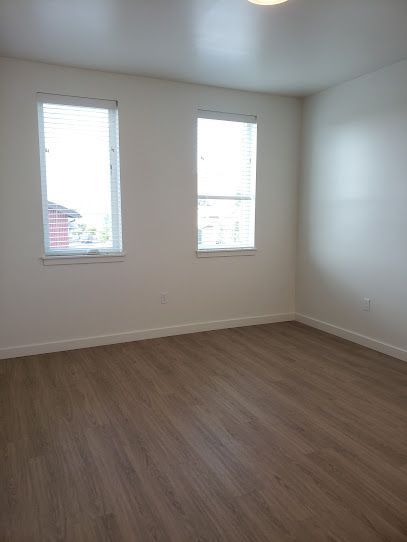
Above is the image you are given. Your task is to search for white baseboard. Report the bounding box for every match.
[0,313,295,360]
[296,313,407,362]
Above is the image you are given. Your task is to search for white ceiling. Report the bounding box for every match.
[1,0,407,96]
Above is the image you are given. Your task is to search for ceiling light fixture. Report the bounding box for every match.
[248,0,288,5]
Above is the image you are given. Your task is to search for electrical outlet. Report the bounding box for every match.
[362,297,371,312]
[160,293,168,304]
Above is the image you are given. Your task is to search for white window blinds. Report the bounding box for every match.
[37,93,122,256]
[197,110,257,252]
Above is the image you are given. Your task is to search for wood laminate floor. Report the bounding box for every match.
[1,322,407,541]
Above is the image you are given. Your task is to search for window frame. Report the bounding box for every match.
[37,93,124,263]
[196,109,258,257]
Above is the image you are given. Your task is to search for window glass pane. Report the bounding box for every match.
[39,99,121,254]
[198,118,256,198]
[197,114,257,251]
[198,198,255,251]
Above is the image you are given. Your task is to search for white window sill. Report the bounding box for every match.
[196,248,257,258]
[41,253,126,266]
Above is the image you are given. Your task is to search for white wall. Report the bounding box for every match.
[0,58,300,357]
[297,60,407,357]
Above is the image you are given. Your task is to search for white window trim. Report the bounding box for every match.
[196,109,258,256]
[196,248,257,258]
[41,252,126,266]
[37,93,123,260]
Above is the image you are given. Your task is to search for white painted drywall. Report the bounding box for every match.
[297,60,407,353]
[0,58,300,356]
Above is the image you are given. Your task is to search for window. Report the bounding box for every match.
[197,110,257,254]
[37,93,122,258]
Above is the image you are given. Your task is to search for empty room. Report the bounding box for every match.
[0,0,406,540]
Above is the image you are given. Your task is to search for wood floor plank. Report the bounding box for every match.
[1,322,407,541]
